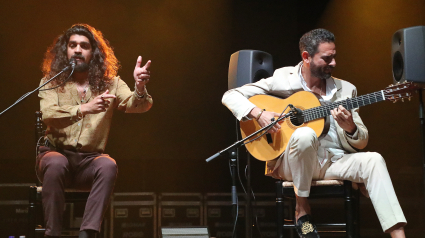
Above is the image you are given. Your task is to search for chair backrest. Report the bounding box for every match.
[35,111,45,187]
[35,111,45,151]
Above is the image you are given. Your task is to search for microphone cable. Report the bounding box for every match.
[39,67,75,91]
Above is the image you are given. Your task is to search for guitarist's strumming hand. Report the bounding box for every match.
[249,107,283,134]
[330,105,357,135]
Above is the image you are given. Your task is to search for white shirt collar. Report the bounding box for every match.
[298,63,337,101]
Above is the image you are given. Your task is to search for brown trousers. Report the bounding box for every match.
[36,146,118,237]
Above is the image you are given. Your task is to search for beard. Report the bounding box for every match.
[310,61,333,80]
[74,62,90,72]
[70,55,90,72]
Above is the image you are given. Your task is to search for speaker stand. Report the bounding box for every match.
[245,153,253,238]
[418,89,425,201]
[229,148,239,238]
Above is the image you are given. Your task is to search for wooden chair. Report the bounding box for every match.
[28,186,92,238]
[27,111,97,238]
[276,179,360,238]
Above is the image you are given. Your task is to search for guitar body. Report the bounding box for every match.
[238,82,417,161]
[240,91,328,161]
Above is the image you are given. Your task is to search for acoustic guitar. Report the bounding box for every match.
[240,82,418,161]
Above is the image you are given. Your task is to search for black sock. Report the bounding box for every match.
[79,229,98,238]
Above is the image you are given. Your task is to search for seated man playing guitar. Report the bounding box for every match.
[222,28,407,238]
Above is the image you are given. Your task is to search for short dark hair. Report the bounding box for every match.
[299,28,335,57]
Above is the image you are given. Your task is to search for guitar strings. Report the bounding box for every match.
[303,91,385,122]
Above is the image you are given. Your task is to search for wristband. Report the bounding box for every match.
[134,83,146,98]
[255,109,265,121]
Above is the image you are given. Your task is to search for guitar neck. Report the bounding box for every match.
[304,90,385,122]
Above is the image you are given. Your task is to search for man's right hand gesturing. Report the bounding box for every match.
[81,89,116,115]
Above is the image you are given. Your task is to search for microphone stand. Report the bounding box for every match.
[229,148,238,238]
[206,109,294,238]
[206,111,292,163]
[0,64,75,116]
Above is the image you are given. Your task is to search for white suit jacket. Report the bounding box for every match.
[222,62,369,169]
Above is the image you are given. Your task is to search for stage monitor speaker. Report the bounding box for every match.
[160,226,209,238]
[392,25,425,84]
[228,50,273,89]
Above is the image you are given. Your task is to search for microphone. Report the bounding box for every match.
[69,58,76,68]
[62,58,76,71]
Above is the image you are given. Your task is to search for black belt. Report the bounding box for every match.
[44,139,57,151]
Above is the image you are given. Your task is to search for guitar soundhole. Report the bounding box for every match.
[290,113,304,126]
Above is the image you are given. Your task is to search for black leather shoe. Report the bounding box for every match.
[295,214,320,238]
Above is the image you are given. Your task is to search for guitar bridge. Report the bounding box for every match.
[266,134,273,144]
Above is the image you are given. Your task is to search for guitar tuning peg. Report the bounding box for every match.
[401,98,404,102]
[393,100,397,103]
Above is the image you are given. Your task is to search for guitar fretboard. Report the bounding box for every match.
[303,91,385,122]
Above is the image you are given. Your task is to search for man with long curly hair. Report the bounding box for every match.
[37,24,153,238]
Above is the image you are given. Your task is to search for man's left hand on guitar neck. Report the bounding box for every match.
[330,105,357,135]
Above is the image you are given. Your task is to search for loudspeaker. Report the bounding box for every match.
[160,227,209,238]
[392,26,425,84]
[228,50,273,89]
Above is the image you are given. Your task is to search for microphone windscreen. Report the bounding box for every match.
[69,58,76,67]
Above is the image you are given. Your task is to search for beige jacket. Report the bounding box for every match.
[222,62,369,174]
[38,76,153,153]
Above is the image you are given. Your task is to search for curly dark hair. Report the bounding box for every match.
[299,28,335,57]
[42,23,120,94]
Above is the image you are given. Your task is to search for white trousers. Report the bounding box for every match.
[277,127,407,232]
